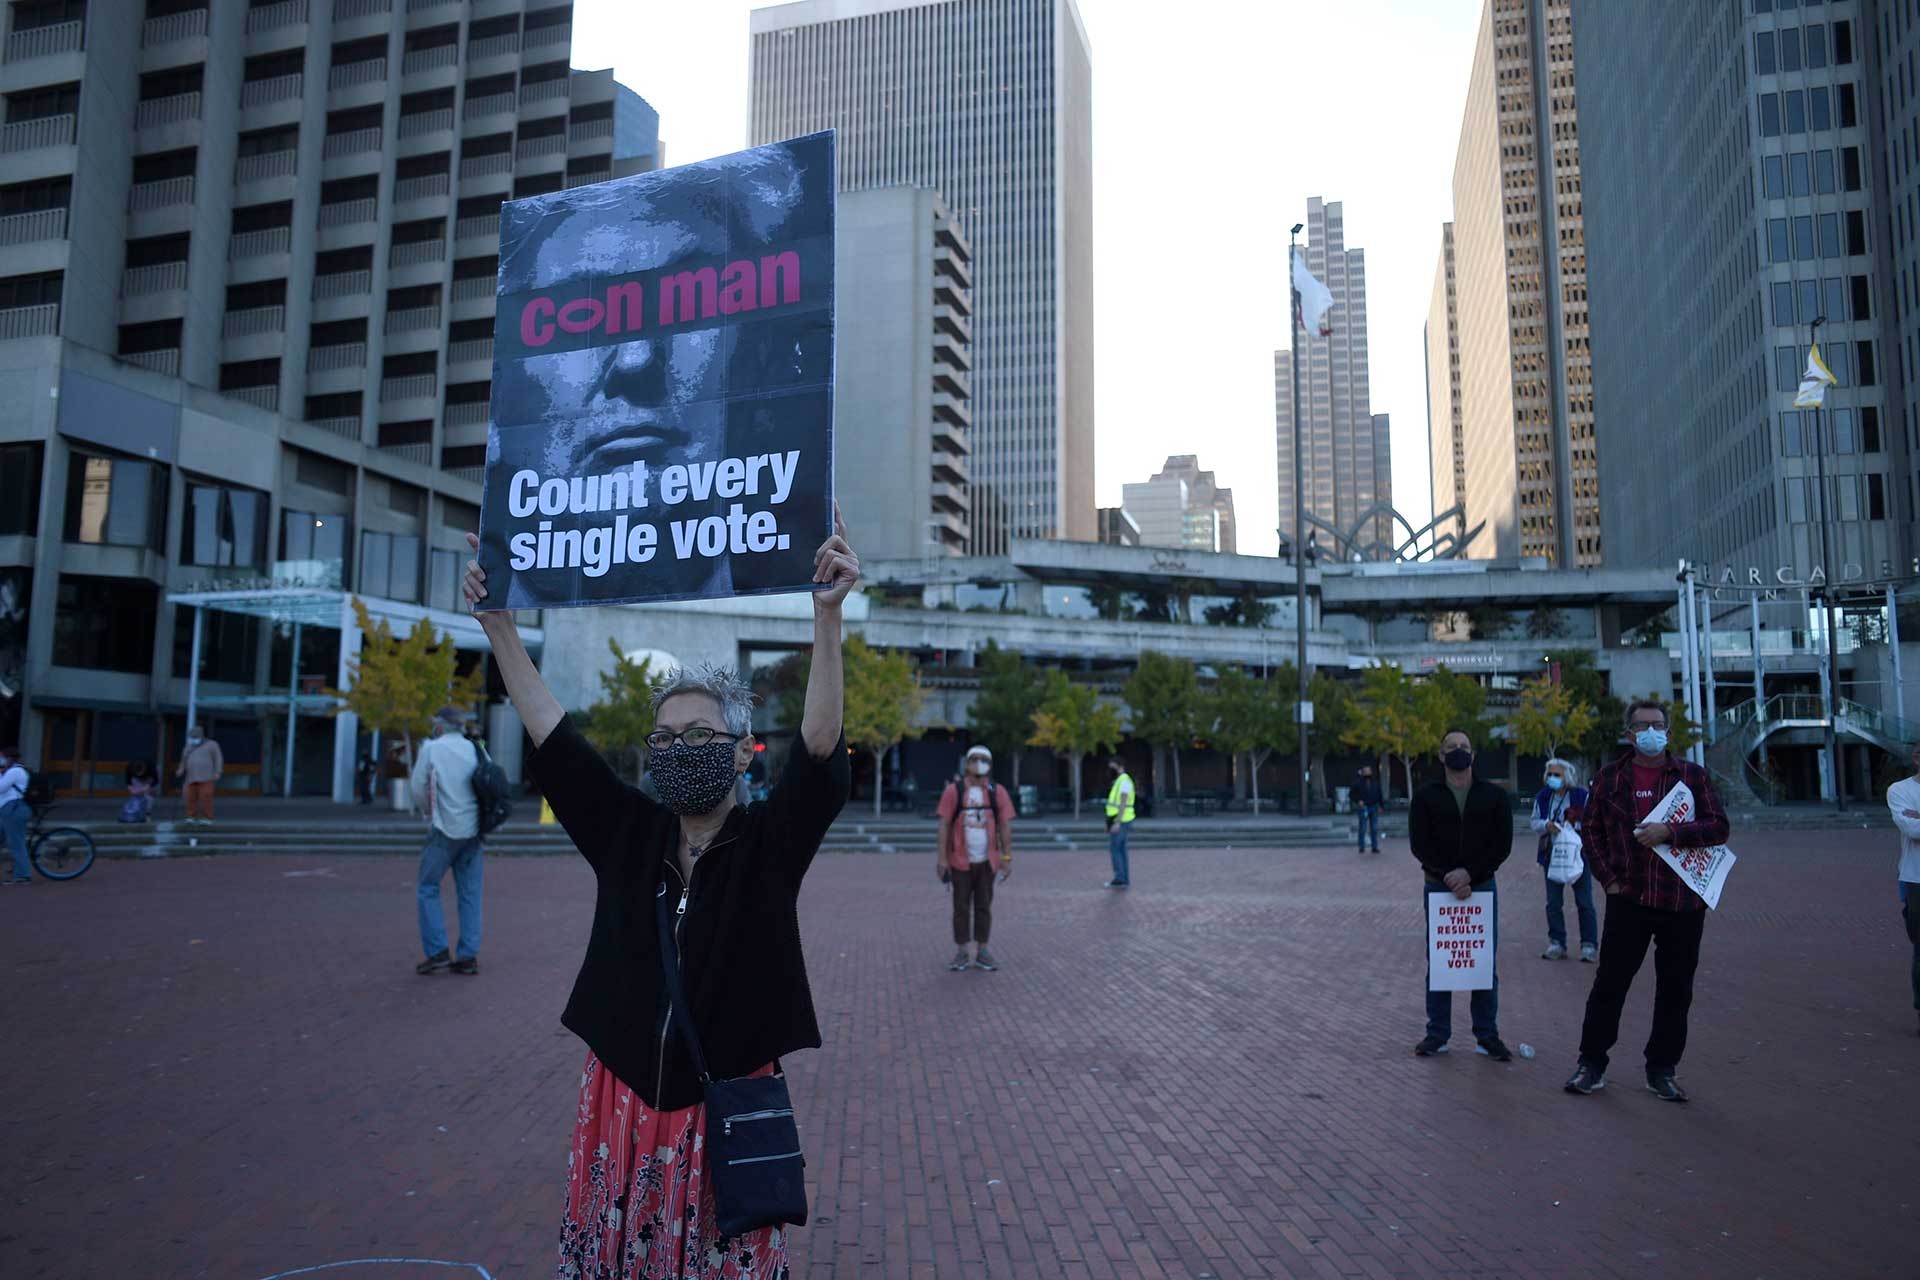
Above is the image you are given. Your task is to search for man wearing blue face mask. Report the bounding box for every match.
[1565,698,1729,1104]
[1408,727,1515,1061]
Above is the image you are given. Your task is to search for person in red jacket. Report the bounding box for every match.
[935,745,1015,973]
[1564,698,1730,1104]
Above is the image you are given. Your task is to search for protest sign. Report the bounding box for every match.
[1428,890,1495,991]
[1641,781,1737,910]
[474,131,835,611]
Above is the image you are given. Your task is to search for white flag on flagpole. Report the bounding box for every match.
[1794,342,1838,408]
[1292,248,1334,337]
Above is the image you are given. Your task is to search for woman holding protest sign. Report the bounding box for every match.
[461,505,856,1277]
[1530,758,1597,962]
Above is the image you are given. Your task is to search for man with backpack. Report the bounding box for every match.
[936,745,1015,972]
[0,744,32,885]
[411,706,505,976]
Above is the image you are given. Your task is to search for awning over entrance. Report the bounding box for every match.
[163,588,542,803]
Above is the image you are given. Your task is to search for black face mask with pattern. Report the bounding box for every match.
[647,740,741,816]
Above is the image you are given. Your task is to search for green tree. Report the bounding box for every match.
[1655,694,1703,753]
[1124,650,1202,799]
[1206,667,1291,813]
[1505,674,1598,761]
[1423,664,1491,741]
[763,650,812,733]
[579,639,666,784]
[1340,664,1437,799]
[844,636,926,815]
[1028,671,1124,816]
[1545,649,1625,763]
[965,639,1045,787]
[327,598,483,768]
[1525,605,1571,640]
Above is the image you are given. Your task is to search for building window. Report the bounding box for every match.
[1862,405,1882,452]
[1818,211,1840,257]
[53,575,156,673]
[1779,27,1802,73]
[0,443,42,537]
[1846,208,1868,255]
[1809,85,1831,132]
[1869,473,1887,519]
[1792,214,1815,259]
[428,548,462,612]
[1767,217,1790,261]
[357,530,421,602]
[1771,280,1794,324]
[1843,146,1862,190]
[280,509,348,587]
[1789,152,1811,196]
[1815,149,1836,194]
[1839,83,1857,128]
[1784,90,1807,133]
[1834,19,1853,65]
[1806,22,1828,69]
[1856,340,1877,385]
[1851,274,1871,320]
[1763,154,1785,197]
[1755,31,1776,75]
[63,452,166,550]
[1760,94,1781,137]
[180,482,267,569]
[172,608,259,683]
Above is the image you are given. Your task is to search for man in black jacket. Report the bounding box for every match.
[1407,727,1515,1060]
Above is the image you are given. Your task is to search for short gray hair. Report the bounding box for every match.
[650,664,757,736]
[1543,757,1579,783]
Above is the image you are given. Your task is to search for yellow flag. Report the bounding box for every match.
[1794,343,1838,407]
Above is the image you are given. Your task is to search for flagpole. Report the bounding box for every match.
[1809,313,1844,811]
[1290,223,1310,819]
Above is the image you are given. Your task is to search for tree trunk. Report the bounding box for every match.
[1400,755,1416,801]
[1250,749,1266,815]
[872,747,885,815]
[1070,752,1083,816]
[632,746,645,787]
[1011,752,1022,790]
[1150,745,1165,802]
[1171,743,1185,794]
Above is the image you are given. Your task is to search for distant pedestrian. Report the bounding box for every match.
[1531,758,1597,961]
[0,745,31,886]
[1104,757,1135,888]
[122,760,160,823]
[936,745,1015,972]
[355,750,377,805]
[175,724,223,825]
[1353,765,1384,854]
[1883,741,1920,1037]
[411,708,484,976]
[1408,728,1515,1061]
[1565,699,1729,1103]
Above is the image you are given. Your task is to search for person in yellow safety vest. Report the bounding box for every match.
[1104,757,1135,889]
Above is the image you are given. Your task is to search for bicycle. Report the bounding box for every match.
[23,801,95,881]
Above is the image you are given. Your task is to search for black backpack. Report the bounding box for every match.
[21,771,52,808]
[470,742,514,835]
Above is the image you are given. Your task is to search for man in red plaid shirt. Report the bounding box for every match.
[1564,698,1730,1104]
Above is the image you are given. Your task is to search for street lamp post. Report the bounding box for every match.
[1289,223,1310,819]
[1809,314,1845,810]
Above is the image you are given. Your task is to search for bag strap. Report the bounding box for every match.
[655,879,713,1086]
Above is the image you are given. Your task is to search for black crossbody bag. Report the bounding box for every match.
[655,885,808,1240]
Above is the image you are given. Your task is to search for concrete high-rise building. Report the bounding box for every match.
[832,187,974,561]
[1274,197,1391,557]
[1120,454,1235,553]
[0,0,648,793]
[1151,453,1236,553]
[1425,222,1465,548]
[748,0,1095,556]
[1573,0,1903,577]
[1448,0,1599,568]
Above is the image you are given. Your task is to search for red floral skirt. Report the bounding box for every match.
[556,1053,788,1279]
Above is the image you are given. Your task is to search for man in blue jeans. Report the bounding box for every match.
[411,708,484,975]
[1104,757,1135,888]
[1353,765,1383,854]
[1407,728,1515,1060]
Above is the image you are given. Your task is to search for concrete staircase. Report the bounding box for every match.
[79,809,1393,861]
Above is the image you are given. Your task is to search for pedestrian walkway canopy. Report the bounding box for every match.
[164,587,543,802]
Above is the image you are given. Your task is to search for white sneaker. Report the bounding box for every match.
[1580,943,1598,963]
[1542,942,1567,960]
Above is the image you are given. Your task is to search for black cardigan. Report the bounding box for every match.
[529,714,850,1111]
[1406,777,1515,886]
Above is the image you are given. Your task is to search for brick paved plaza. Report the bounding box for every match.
[2,827,1914,1280]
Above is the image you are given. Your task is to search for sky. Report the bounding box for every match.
[574,0,1484,556]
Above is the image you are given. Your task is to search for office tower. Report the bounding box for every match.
[1448,0,1597,567]
[1425,222,1466,548]
[748,0,1095,555]
[1273,197,1391,557]
[0,0,648,781]
[1120,454,1235,554]
[1149,453,1236,553]
[833,187,974,561]
[1573,0,1901,576]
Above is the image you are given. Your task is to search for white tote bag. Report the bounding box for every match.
[1546,826,1586,885]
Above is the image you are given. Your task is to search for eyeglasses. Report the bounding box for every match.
[646,727,742,750]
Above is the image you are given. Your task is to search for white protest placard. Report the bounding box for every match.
[1428,890,1495,991]
[1640,781,1737,910]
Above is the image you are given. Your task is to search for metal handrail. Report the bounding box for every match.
[123,261,187,295]
[129,175,194,211]
[242,73,303,107]
[136,93,201,130]
[3,113,77,152]
[313,270,371,300]
[5,20,84,62]
[236,150,298,183]
[399,109,453,139]
[244,0,308,34]
[329,58,386,91]
[142,8,207,47]
[0,207,68,246]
